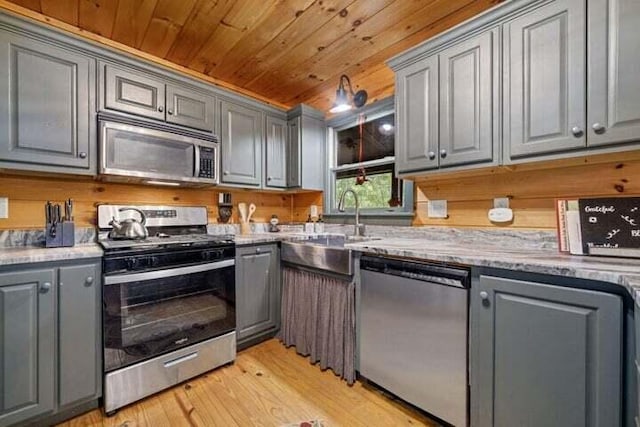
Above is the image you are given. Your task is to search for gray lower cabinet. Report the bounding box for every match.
[235,244,280,346]
[0,269,56,427]
[103,63,215,132]
[587,0,640,147]
[504,0,587,159]
[58,263,101,409]
[472,275,622,427]
[220,100,263,186]
[0,30,95,174]
[265,115,288,188]
[0,261,101,427]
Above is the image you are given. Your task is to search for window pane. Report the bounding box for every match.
[335,165,403,209]
[336,113,395,166]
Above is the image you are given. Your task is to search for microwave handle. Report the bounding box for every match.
[194,145,201,178]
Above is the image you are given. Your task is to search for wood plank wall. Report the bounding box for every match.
[413,154,640,229]
[0,174,294,229]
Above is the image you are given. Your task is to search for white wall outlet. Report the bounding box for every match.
[493,197,510,209]
[0,197,7,219]
[427,199,448,218]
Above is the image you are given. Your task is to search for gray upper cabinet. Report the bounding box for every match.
[103,63,215,132]
[265,115,288,188]
[394,29,498,174]
[166,84,215,132]
[220,100,263,186]
[395,56,439,173]
[286,117,301,188]
[504,0,587,159]
[472,275,621,427]
[236,244,280,346]
[439,29,498,167]
[58,263,101,409]
[286,105,325,190]
[0,31,95,173]
[0,268,55,427]
[587,0,640,147]
[104,64,165,121]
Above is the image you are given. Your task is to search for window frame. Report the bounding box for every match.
[324,97,414,222]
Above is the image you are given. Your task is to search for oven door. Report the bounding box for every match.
[103,260,235,372]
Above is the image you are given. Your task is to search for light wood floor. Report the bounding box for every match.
[57,339,439,427]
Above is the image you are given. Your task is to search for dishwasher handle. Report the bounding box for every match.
[360,255,470,289]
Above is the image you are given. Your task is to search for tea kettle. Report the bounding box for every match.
[108,208,148,240]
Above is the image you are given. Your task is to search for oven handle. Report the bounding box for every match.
[104,259,235,285]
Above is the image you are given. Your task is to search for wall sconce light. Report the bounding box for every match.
[329,74,368,114]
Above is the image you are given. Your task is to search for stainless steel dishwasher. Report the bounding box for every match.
[359,255,470,427]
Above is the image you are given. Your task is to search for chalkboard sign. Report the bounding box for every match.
[578,197,640,252]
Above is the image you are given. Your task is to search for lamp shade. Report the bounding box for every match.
[329,86,352,113]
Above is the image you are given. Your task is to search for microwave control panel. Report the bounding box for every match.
[198,147,216,179]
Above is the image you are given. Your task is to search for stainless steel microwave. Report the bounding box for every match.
[99,118,219,186]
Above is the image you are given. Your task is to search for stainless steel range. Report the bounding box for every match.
[97,205,236,415]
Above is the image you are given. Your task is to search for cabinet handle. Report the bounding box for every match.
[78,152,87,159]
[479,291,489,301]
[267,176,272,181]
[40,282,51,293]
[440,149,447,158]
[85,276,94,286]
[167,109,173,115]
[592,123,606,134]
[571,126,583,137]
[427,151,436,160]
[158,106,164,113]
[256,247,261,253]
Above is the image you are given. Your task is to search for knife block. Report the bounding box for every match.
[45,222,63,248]
[45,221,75,248]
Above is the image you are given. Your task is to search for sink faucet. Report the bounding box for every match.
[337,189,365,237]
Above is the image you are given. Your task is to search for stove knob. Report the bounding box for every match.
[150,256,159,267]
[202,251,212,261]
[126,258,139,270]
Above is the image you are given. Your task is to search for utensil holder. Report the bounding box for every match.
[240,222,251,235]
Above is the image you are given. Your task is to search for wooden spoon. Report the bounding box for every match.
[247,203,256,222]
[238,203,247,223]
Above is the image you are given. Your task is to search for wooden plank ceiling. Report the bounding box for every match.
[3,0,501,112]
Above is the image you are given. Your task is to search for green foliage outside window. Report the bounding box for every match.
[335,173,392,209]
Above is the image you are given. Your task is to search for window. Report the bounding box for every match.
[326,101,412,218]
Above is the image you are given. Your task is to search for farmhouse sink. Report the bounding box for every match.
[281,235,379,276]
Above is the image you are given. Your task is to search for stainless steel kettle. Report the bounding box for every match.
[108,208,149,240]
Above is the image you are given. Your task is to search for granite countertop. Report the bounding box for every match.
[233,232,336,245]
[0,243,103,267]
[345,238,640,304]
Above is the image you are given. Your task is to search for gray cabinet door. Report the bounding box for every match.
[395,55,439,173]
[0,32,94,170]
[166,84,215,132]
[0,269,55,426]
[236,244,280,343]
[286,117,301,188]
[104,64,165,121]
[58,263,101,408]
[504,0,586,159]
[265,115,288,188]
[439,29,498,167]
[473,275,621,427]
[220,100,263,186]
[587,0,640,147]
